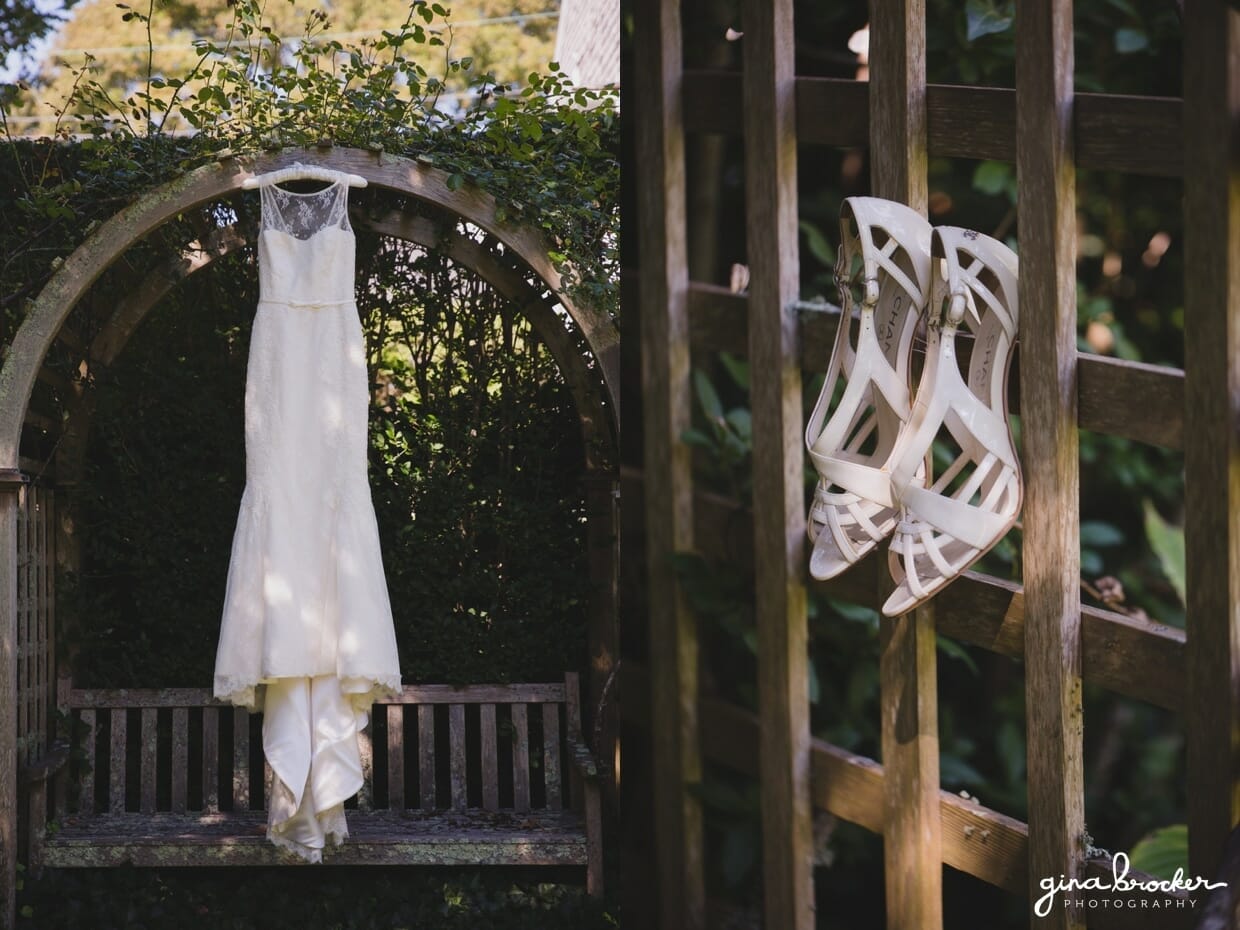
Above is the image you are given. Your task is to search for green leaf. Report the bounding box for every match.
[1079,521,1125,547]
[1143,500,1186,605]
[1114,28,1148,54]
[680,428,715,449]
[798,220,835,268]
[1128,824,1188,881]
[972,159,1013,197]
[693,368,724,423]
[721,826,758,885]
[936,634,978,675]
[827,597,880,627]
[940,754,986,788]
[724,408,751,442]
[996,719,1025,785]
[965,0,1014,42]
[718,350,750,390]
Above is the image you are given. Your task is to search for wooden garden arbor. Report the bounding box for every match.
[628,1,1239,929]
[0,146,620,929]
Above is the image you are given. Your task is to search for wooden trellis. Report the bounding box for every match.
[629,1,1238,929]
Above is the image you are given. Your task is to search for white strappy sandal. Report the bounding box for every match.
[804,197,932,580]
[881,226,1022,617]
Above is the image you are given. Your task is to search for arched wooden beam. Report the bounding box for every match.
[49,212,614,486]
[0,147,619,469]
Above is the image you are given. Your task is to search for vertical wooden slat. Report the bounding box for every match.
[16,489,27,771]
[36,489,46,759]
[232,706,249,810]
[511,703,530,813]
[21,489,31,769]
[542,703,562,811]
[31,488,42,761]
[448,703,466,811]
[0,488,17,930]
[480,702,498,811]
[634,0,704,924]
[1016,1,1085,927]
[171,706,188,812]
[36,491,45,758]
[77,708,95,814]
[109,708,127,813]
[1184,0,1240,885]
[139,707,157,813]
[357,720,374,811]
[742,1,813,928]
[418,704,435,810]
[42,493,53,758]
[387,704,404,810]
[583,473,619,805]
[869,1,941,928]
[201,706,218,813]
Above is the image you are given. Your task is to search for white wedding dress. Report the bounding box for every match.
[212,176,403,863]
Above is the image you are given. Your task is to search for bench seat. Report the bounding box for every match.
[23,674,603,893]
[41,808,590,868]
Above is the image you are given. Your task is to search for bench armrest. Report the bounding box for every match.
[19,740,71,786]
[566,735,601,781]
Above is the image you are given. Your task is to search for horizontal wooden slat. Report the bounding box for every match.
[66,683,566,709]
[624,663,1187,920]
[621,470,1186,710]
[816,550,1186,712]
[39,809,589,868]
[683,282,1185,449]
[683,71,1182,177]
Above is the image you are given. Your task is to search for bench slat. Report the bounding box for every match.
[60,684,579,819]
[512,704,530,813]
[109,709,126,813]
[481,703,499,811]
[171,707,188,812]
[140,708,157,814]
[543,703,561,810]
[78,709,95,814]
[39,809,590,869]
[387,705,404,809]
[418,705,435,810]
[449,704,466,811]
[233,707,249,811]
[65,683,567,708]
[202,707,218,813]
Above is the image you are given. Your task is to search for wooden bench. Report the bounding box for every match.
[22,673,602,893]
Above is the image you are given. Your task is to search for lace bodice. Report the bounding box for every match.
[258,180,356,306]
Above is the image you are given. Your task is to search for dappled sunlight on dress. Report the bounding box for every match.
[212,176,402,863]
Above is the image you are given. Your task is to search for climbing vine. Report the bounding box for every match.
[0,0,618,331]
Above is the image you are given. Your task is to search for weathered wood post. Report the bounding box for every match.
[633,1,705,925]
[0,471,23,930]
[1016,1,1086,928]
[1183,0,1240,896]
[742,1,814,927]
[868,1,943,927]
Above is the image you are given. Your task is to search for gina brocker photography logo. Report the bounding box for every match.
[1035,852,1226,917]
